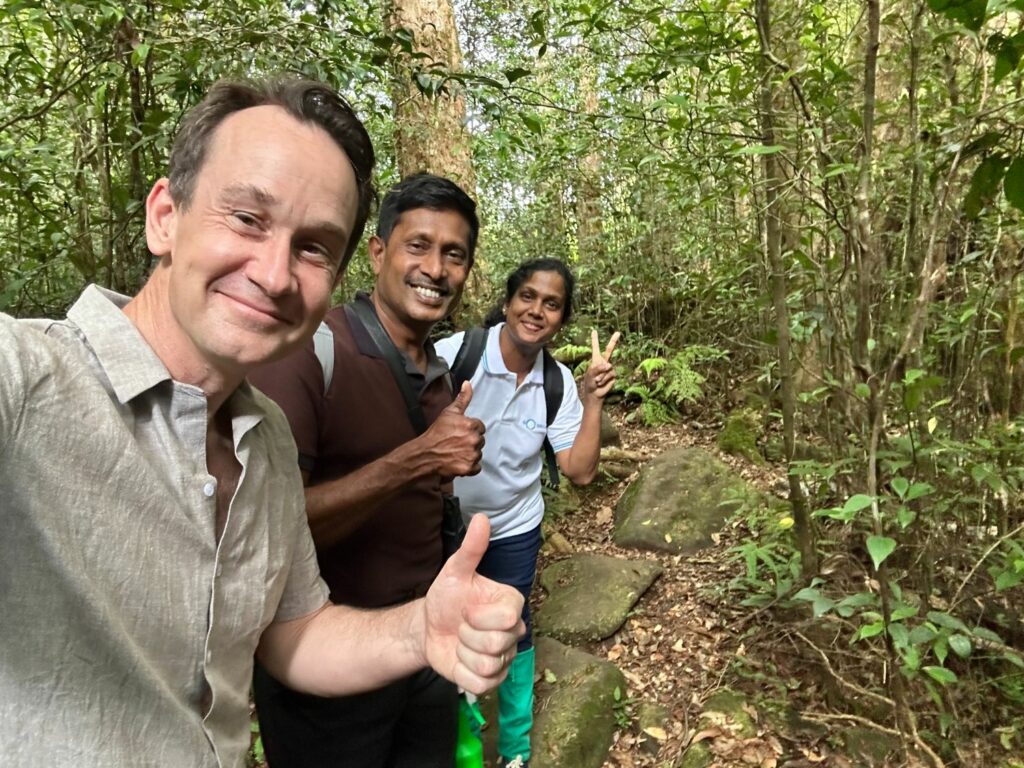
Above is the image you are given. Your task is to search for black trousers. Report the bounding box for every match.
[253,662,458,768]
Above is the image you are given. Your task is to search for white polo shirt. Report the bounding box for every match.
[435,324,583,540]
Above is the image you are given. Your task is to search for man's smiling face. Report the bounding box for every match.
[368,207,472,335]
[147,104,358,373]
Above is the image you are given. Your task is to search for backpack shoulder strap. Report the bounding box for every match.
[541,350,563,427]
[540,350,565,490]
[346,300,428,435]
[312,320,335,393]
[450,326,488,391]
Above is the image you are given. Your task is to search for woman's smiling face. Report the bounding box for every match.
[503,269,567,350]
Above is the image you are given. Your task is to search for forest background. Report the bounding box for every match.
[2,0,1023,765]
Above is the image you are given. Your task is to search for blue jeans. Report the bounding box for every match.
[477,525,542,652]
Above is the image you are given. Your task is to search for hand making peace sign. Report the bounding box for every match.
[582,329,621,404]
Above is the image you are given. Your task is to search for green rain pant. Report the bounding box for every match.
[498,646,535,761]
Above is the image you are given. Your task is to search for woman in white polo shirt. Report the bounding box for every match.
[435,258,618,768]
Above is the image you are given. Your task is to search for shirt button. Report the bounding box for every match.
[203,481,216,498]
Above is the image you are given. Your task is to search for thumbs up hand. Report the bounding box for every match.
[419,381,485,479]
[421,514,525,693]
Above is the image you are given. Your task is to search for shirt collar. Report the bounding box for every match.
[66,284,172,404]
[484,322,544,385]
[348,292,449,387]
[66,285,269,435]
[226,380,268,445]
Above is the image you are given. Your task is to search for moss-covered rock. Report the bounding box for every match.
[613,447,757,554]
[837,726,901,765]
[635,701,670,756]
[717,407,764,463]
[673,689,760,768]
[701,689,757,738]
[531,637,626,768]
[675,742,713,768]
[535,554,662,642]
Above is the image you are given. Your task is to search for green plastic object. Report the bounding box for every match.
[456,695,485,768]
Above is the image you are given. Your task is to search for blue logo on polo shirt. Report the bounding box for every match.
[522,417,542,431]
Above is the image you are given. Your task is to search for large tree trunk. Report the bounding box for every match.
[386,0,481,315]
[755,0,816,579]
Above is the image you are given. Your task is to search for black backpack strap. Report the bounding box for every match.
[541,350,564,490]
[346,301,427,435]
[450,326,488,392]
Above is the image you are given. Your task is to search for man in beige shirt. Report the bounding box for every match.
[0,76,522,767]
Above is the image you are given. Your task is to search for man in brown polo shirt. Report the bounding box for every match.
[249,173,485,767]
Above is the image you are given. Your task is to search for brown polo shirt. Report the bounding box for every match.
[249,294,453,608]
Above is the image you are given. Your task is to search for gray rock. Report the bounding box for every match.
[535,554,662,642]
[531,637,626,768]
[600,410,620,445]
[613,446,757,554]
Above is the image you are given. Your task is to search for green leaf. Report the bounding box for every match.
[923,665,958,685]
[843,494,875,514]
[544,668,558,683]
[823,162,856,178]
[905,482,935,502]
[793,587,835,617]
[902,645,921,671]
[835,591,877,618]
[909,625,938,645]
[897,506,917,529]
[926,0,987,32]
[735,144,784,155]
[948,634,972,657]
[891,604,918,621]
[964,155,1009,218]
[995,569,1023,591]
[1004,157,1024,212]
[856,621,886,641]
[891,477,909,499]
[504,67,531,83]
[888,622,910,650]
[971,626,1005,644]
[855,382,871,398]
[994,38,1021,84]
[927,611,970,634]
[521,113,544,135]
[866,535,897,570]
[130,42,150,68]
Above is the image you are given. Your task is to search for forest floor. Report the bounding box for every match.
[539,411,1010,768]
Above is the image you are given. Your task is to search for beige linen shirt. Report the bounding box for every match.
[0,285,330,767]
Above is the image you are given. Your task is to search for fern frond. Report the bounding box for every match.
[636,356,668,378]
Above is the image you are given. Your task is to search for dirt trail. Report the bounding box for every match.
[537,415,853,768]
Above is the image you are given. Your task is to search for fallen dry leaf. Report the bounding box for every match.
[691,727,725,744]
